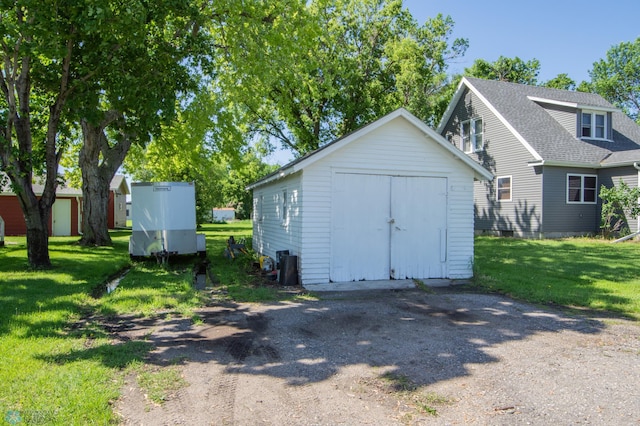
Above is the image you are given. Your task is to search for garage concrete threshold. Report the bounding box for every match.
[303,278,469,292]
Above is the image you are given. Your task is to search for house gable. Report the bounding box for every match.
[439,77,640,168]
[438,77,640,237]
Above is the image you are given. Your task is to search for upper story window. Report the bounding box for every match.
[567,174,597,204]
[461,118,483,153]
[581,110,609,140]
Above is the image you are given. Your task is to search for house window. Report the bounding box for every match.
[567,174,597,204]
[282,190,287,222]
[461,118,483,153]
[256,195,264,221]
[497,176,512,201]
[581,111,608,140]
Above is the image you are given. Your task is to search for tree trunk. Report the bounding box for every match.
[24,202,52,268]
[13,175,53,268]
[78,116,132,246]
[79,161,112,246]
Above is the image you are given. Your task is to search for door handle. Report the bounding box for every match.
[387,218,395,224]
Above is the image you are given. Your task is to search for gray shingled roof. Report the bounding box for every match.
[1,174,127,196]
[463,77,640,166]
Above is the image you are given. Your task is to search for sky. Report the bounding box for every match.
[403,0,640,83]
[266,0,640,165]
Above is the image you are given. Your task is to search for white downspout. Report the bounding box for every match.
[76,196,83,235]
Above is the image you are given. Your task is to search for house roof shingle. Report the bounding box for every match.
[443,77,640,167]
[1,174,128,196]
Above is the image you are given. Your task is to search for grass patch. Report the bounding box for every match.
[473,236,640,320]
[135,365,189,405]
[364,372,451,419]
[98,260,205,319]
[0,232,141,424]
[200,221,314,302]
[0,221,309,424]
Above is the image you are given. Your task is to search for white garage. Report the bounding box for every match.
[248,108,493,289]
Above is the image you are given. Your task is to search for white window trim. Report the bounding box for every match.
[580,110,610,141]
[497,175,512,202]
[256,195,264,222]
[282,189,288,224]
[566,174,598,204]
[460,117,483,153]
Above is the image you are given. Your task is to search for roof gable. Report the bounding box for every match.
[438,77,640,168]
[248,108,493,189]
[110,175,130,195]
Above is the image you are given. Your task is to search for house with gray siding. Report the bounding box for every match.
[248,108,493,288]
[437,77,640,238]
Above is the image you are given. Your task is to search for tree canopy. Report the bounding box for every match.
[464,56,541,85]
[214,0,468,156]
[588,37,640,124]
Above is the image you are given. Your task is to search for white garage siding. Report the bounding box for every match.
[249,109,491,287]
[299,116,477,284]
[252,172,303,262]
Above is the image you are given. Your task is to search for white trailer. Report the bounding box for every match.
[129,182,206,259]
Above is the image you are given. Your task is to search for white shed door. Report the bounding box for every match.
[52,198,71,236]
[331,173,391,282]
[330,174,447,282]
[390,177,447,279]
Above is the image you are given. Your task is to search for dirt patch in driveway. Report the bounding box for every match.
[112,288,640,425]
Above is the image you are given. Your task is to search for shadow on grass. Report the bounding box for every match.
[39,339,153,369]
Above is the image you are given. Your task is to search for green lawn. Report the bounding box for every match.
[473,236,640,320]
[0,221,273,425]
[1,227,638,424]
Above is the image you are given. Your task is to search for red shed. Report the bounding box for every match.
[0,175,129,236]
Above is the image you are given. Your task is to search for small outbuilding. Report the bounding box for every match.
[109,175,130,229]
[212,207,236,223]
[247,108,493,288]
[0,174,129,236]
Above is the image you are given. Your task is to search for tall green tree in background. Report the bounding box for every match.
[588,37,640,124]
[464,56,582,92]
[123,88,275,224]
[543,73,576,91]
[220,150,279,220]
[216,0,468,156]
[72,0,205,247]
[465,56,541,85]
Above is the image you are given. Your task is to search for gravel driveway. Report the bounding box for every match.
[114,287,640,425]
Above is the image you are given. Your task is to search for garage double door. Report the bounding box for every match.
[330,173,447,282]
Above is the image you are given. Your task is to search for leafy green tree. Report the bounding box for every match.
[0,2,89,267]
[465,56,540,85]
[221,150,279,219]
[73,0,205,246]
[215,0,467,155]
[543,73,576,91]
[122,87,265,225]
[589,38,640,123]
[599,180,640,238]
